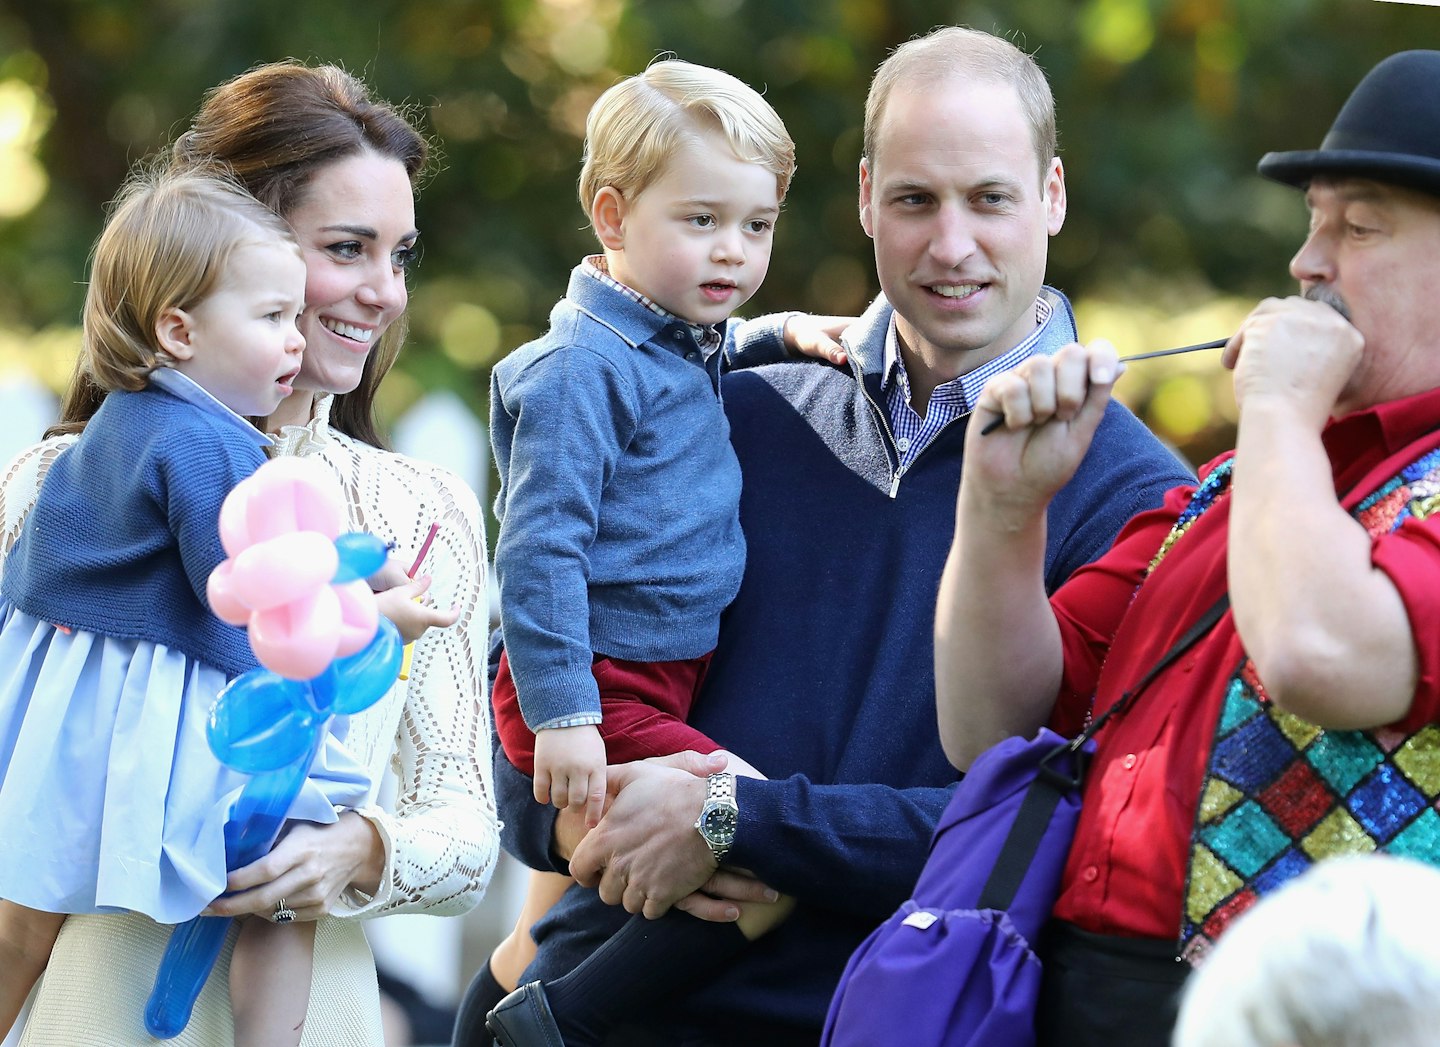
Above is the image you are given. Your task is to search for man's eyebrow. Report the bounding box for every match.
[881,175,1021,194]
[1337,184,1389,205]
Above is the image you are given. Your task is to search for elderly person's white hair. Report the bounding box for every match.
[1174,855,1440,1047]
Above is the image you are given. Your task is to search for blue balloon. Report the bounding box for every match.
[147,750,321,1039]
[207,671,319,773]
[145,916,231,1038]
[225,761,316,868]
[311,617,404,715]
[150,521,400,1037]
[331,532,389,583]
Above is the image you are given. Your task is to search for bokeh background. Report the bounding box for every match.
[1,1,1438,1041]
[3,0,1439,474]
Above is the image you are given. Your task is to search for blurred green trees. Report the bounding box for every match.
[1,0,1437,465]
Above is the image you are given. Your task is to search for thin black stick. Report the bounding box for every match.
[1114,337,1229,363]
[978,337,1228,435]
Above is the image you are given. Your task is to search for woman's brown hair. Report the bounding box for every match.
[51,61,430,445]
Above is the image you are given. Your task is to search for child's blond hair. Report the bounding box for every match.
[82,164,299,393]
[578,58,795,223]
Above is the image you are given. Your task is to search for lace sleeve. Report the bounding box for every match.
[1,437,76,564]
[333,442,501,918]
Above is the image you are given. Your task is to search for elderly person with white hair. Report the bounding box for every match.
[1174,856,1440,1047]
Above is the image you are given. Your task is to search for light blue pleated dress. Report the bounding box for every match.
[0,605,370,924]
[0,371,370,926]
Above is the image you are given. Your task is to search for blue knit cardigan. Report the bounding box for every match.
[3,382,266,678]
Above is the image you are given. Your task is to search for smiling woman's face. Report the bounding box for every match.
[269,149,418,426]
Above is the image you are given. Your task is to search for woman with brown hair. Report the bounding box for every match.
[2,61,499,1046]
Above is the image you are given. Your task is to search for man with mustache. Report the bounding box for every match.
[937,49,1440,1047]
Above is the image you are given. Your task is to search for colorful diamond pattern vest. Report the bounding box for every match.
[1179,444,1440,964]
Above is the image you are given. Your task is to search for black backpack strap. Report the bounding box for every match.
[976,762,1071,911]
[976,593,1230,912]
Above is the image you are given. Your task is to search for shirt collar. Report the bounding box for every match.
[1325,384,1440,495]
[880,296,1054,410]
[148,367,272,448]
[582,256,722,353]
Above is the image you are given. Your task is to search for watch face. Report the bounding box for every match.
[702,806,737,842]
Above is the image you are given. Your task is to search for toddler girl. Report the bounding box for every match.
[0,166,366,1046]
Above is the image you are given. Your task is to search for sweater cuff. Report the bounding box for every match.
[331,804,396,918]
[728,775,780,869]
[727,312,798,368]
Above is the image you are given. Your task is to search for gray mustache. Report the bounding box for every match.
[1304,284,1352,321]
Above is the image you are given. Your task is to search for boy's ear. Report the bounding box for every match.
[154,307,196,361]
[591,186,628,251]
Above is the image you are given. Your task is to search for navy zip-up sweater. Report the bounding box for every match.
[496,290,1195,1041]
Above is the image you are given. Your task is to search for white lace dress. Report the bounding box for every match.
[4,395,499,1046]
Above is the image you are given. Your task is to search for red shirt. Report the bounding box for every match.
[1048,386,1440,939]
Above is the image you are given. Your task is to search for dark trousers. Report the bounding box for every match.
[1036,921,1191,1047]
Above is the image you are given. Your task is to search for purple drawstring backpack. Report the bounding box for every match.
[820,727,1090,1047]
[822,595,1228,1047]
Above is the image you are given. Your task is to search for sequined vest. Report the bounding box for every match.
[1175,443,1440,964]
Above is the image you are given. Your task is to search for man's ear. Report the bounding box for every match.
[591,186,628,251]
[154,307,196,361]
[1044,157,1067,237]
[858,158,875,239]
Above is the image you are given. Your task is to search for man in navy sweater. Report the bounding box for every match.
[483,26,1193,1045]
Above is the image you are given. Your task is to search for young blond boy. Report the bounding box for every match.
[482,58,812,1047]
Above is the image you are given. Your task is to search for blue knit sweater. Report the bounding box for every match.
[490,265,788,731]
[2,380,266,678]
[496,290,1195,1041]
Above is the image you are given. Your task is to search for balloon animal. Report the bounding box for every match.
[144,458,401,1039]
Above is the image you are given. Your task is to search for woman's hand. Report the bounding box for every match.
[674,867,782,923]
[201,812,385,922]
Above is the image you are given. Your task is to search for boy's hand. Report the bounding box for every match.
[372,572,460,644]
[534,724,608,828]
[783,313,853,366]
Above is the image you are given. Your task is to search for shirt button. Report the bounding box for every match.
[1082,865,1099,883]
[686,351,700,361]
[896,437,911,451]
[1122,754,1137,770]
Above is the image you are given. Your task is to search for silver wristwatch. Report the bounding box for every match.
[694,772,738,862]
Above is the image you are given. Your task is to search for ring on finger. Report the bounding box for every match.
[271,898,297,924]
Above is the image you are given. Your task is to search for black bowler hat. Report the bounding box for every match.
[1258,50,1440,198]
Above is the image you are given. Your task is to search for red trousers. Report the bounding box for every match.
[493,648,720,775]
